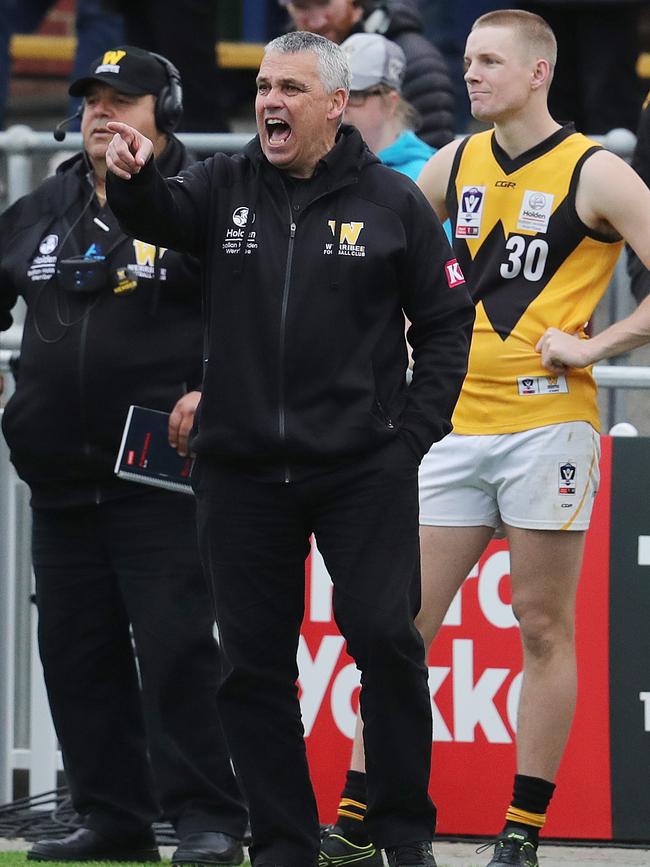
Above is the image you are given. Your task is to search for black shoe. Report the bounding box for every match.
[483,829,539,866]
[27,826,160,862]
[172,831,245,865]
[319,824,382,865]
[385,841,437,867]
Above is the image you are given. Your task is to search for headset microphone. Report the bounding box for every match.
[53,107,83,141]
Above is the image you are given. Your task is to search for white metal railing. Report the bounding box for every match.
[0,126,254,206]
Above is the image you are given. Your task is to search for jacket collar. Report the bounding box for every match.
[243,123,378,189]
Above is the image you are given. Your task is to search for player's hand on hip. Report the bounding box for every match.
[536,327,590,372]
[105,122,153,179]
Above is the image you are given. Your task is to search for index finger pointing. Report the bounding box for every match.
[106,121,136,140]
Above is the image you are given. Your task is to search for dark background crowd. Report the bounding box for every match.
[2,0,650,138]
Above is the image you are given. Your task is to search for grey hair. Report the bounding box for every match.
[264,31,351,93]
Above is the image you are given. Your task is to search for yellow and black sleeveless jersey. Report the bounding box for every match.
[446,125,623,434]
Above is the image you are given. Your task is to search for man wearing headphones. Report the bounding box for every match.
[0,46,247,865]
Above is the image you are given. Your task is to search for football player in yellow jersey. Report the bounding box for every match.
[320,9,650,867]
[413,9,650,867]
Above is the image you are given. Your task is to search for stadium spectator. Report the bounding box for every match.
[279,0,455,148]
[340,32,434,178]
[0,0,124,129]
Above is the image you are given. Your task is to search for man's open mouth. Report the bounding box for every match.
[266,118,292,144]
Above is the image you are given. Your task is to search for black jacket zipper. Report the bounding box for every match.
[278,203,296,483]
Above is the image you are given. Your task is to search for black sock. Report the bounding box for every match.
[503,774,556,846]
[335,770,368,843]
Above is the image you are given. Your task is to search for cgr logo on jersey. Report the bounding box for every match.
[517,189,554,233]
[324,221,365,257]
[456,185,486,238]
[558,461,577,495]
[445,259,465,287]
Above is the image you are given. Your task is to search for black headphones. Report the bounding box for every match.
[150,52,183,133]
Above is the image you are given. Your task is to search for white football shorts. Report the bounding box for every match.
[418,421,600,531]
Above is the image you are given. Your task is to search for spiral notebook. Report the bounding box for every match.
[114,405,193,494]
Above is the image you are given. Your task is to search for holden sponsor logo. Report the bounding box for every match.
[39,234,58,255]
[232,206,254,228]
[28,234,59,281]
[517,189,554,233]
[223,207,258,254]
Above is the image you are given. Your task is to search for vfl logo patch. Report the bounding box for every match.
[445,259,465,287]
[517,375,568,396]
[456,185,485,238]
[559,461,576,495]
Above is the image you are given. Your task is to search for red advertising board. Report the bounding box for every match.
[300,437,614,840]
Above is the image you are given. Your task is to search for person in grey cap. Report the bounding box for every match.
[341,32,435,181]
[0,45,247,866]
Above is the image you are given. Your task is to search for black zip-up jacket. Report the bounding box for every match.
[356,1,455,148]
[0,136,203,507]
[107,125,474,480]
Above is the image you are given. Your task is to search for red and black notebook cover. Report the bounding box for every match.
[114,405,193,494]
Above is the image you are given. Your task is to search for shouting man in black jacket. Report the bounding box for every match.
[0,47,247,866]
[105,32,475,867]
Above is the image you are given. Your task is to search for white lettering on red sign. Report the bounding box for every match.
[445,258,465,287]
[641,692,650,732]
[299,543,522,744]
